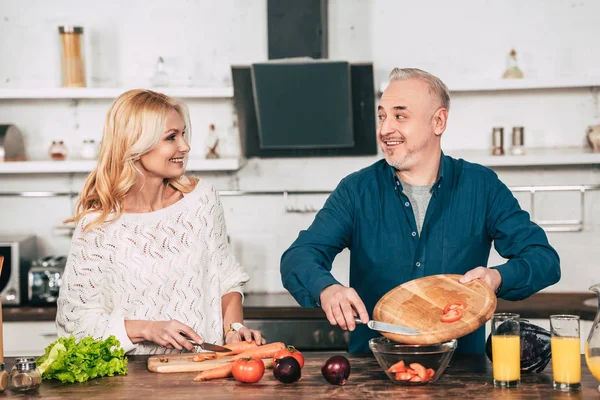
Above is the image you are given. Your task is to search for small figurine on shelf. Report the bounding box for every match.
[502,49,524,79]
[150,56,169,87]
[587,124,600,153]
[204,123,220,159]
[48,140,68,161]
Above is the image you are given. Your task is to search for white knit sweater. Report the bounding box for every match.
[56,180,249,355]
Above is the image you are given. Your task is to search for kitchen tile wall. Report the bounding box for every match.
[1,0,599,294]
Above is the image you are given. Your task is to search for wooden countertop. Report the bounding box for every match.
[0,353,598,399]
[2,292,597,322]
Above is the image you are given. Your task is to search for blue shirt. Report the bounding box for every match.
[280,154,560,354]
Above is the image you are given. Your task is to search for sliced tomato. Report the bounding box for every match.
[404,368,416,375]
[409,375,422,382]
[440,308,463,323]
[409,363,428,380]
[395,372,413,381]
[426,368,435,378]
[443,301,466,315]
[387,360,405,373]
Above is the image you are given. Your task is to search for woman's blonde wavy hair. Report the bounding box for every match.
[66,89,198,231]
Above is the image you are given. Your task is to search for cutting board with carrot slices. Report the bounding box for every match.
[147,341,283,373]
[373,274,497,345]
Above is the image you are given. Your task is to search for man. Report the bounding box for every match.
[280,68,560,354]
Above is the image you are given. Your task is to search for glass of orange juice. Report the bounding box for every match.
[492,313,520,388]
[550,315,581,391]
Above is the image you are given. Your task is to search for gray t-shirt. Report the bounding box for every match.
[401,181,434,235]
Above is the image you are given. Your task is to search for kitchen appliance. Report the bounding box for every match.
[0,125,26,162]
[0,235,38,305]
[27,255,66,305]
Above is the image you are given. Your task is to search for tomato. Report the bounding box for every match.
[409,375,422,382]
[426,368,435,378]
[443,301,466,315]
[409,363,429,380]
[273,345,305,369]
[440,308,463,323]
[231,357,265,383]
[395,372,413,381]
[387,360,405,373]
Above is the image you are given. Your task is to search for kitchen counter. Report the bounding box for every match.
[0,353,598,399]
[3,292,597,322]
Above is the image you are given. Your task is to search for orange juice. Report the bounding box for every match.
[492,335,521,381]
[551,336,581,384]
[585,344,600,381]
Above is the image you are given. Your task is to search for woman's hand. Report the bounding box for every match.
[225,326,266,345]
[144,320,204,351]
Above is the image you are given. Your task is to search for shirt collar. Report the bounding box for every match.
[388,152,446,192]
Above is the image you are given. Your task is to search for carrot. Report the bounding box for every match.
[193,363,234,381]
[214,341,259,359]
[228,342,286,361]
[192,353,217,362]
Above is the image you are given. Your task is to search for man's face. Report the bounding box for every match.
[377,78,441,172]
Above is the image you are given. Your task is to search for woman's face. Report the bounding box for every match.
[137,108,190,180]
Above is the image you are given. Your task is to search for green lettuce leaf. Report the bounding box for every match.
[36,335,128,383]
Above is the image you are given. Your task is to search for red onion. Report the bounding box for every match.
[321,355,351,385]
[273,356,301,384]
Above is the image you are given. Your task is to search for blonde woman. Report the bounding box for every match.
[57,89,265,354]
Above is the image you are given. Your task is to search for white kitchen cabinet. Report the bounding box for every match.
[3,321,58,357]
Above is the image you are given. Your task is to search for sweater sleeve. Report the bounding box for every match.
[56,218,137,353]
[205,185,249,301]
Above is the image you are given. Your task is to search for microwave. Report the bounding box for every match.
[0,235,38,305]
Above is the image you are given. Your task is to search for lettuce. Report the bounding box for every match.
[36,335,128,383]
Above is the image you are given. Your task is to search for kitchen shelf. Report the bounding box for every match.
[379,77,600,94]
[0,158,246,174]
[447,147,600,167]
[0,87,234,100]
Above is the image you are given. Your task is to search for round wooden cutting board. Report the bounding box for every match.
[372,274,497,345]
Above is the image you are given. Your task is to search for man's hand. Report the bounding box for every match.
[459,267,502,293]
[320,284,370,331]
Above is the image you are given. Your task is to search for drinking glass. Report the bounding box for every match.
[492,313,520,388]
[550,315,581,391]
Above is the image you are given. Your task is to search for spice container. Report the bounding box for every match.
[0,364,8,393]
[59,26,86,87]
[9,358,41,393]
[510,127,525,156]
[48,140,68,161]
[491,127,504,156]
[80,139,99,160]
[204,123,220,159]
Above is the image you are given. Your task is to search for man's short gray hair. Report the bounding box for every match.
[388,68,451,111]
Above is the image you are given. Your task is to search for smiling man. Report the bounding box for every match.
[280,68,561,354]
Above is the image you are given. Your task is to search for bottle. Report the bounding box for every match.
[510,127,525,156]
[79,139,99,160]
[491,127,504,156]
[150,57,169,87]
[48,140,68,161]
[502,49,524,79]
[0,364,7,393]
[204,124,220,159]
[58,26,86,87]
[9,358,41,393]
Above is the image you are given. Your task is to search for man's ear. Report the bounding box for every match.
[432,108,448,136]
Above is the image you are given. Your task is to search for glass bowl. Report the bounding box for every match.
[369,337,457,385]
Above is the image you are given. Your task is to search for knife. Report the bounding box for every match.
[354,318,421,335]
[180,333,232,353]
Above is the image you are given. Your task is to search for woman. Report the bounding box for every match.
[57,89,264,354]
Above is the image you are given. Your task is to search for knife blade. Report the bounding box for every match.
[180,333,232,353]
[354,318,421,335]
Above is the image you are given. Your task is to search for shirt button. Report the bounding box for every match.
[416,262,421,267]
[404,202,410,207]
[411,231,417,237]
[396,181,400,186]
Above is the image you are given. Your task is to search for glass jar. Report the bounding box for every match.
[80,139,99,160]
[9,358,41,393]
[49,140,68,161]
[59,26,86,87]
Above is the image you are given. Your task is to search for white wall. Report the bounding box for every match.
[1,0,599,294]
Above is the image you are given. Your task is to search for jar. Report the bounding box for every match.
[59,26,86,87]
[491,127,504,156]
[9,358,41,393]
[0,364,8,392]
[510,126,526,156]
[80,139,99,160]
[48,140,68,161]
